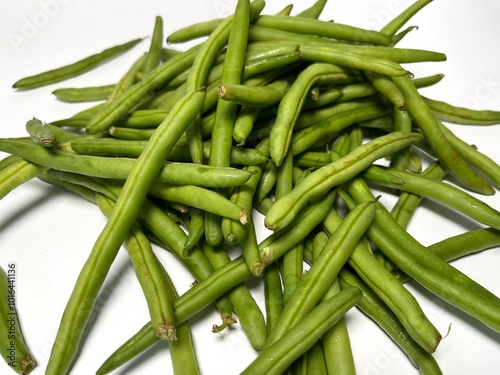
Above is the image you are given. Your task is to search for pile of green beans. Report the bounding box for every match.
[2,0,500,374]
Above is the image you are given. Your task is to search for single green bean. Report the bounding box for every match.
[13,38,143,90]
[183,208,205,255]
[167,18,222,44]
[143,16,164,75]
[437,121,500,188]
[254,15,392,46]
[296,0,327,19]
[363,164,500,229]
[0,137,253,188]
[0,158,46,200]
[0,265,37,374]
[218,75,293,107]
[424,96,500,125]
[380,0,434,37]
[26,118,56,147]
[52,84,115,102]
[263,263,284,334]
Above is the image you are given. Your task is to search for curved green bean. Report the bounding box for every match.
[13,38,143,90]
[52,84,115,102]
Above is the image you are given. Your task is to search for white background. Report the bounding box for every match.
[1,0,500,374]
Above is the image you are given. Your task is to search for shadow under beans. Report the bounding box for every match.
[0,182,62,233]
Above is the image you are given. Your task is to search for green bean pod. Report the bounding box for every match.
[296,0,327,19]
[52,84,115,102]
[13,38,143,90]
[362,165,500,230]
[0,137,253,188]
[0,266,36,374]
[423,96,500,125]
[254,15,392,46]
[0,158,46,200]
[25,118,56,147]
[143,16,164,75]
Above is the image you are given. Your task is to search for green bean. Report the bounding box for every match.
[201,241,267,350]
[167,18,222,44]
[436,121,500,188]
[263,263,284,334]
[0,137,253,188]
[0,158,46,200]
[45,88,205,374]
[263,201,375,349]
[391,75,494,195]
[276,150,303,302]
[161,47,183,62]
[364,164,500,229]
[109,126,154,140]
[186,0,264,163]
[25,118,56,147]
[143,16,164,75]
[211,0,251,170]
[117,109,170,128]
[344,177,500,336]
[240,287,362,375]
[218,75,293,107]
[13,38,143,90]
[265,132,422,231]
[97,195,176,340]
[254,15,392,46]
[183,208,205,255]
[158,264,200,375]
[394,228,500,283]
[296,0,327,19]
[254,196,275,216]
[221,159,262,246]
[390,25,418,46]
[85,43,201,135]
[304,341,327,375]
[412,73,445,89]
[107,53,148,102]
[52,84,115,102]
[148,182,247,224]
[233,106,262,145]
[255,160,278,204]
[388,107,412,170]
[290,104,392,156]
[0,265,36,374]
[269,63,360,165]
[424,96,500,125]
[320,279,356,375]
[365,71,406,111]
[338,269,443,375]
[380,0,434,37]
